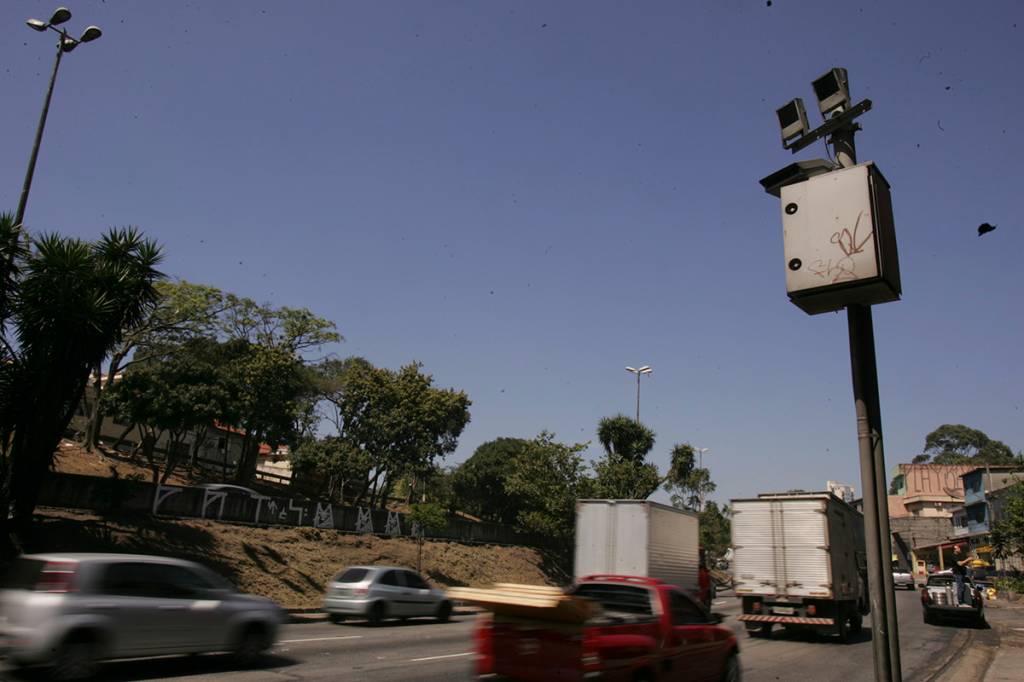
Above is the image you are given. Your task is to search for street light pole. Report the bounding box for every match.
[13,7,103,233]
[14,37,64,232]
[625,366,652,422]
[695,447,710,510]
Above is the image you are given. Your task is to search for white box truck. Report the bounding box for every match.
[575,500,700,595]
[731,492,867,641]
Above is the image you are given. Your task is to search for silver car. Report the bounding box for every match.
[0,553,286,680]
[892,568,915,590]
[323,566,452,625]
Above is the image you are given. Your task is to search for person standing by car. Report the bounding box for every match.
[952,545,972,604]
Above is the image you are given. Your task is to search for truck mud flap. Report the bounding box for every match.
[738,614,834,626]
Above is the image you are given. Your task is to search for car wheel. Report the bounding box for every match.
[721,652,742,682]
[368,601,386,626]
[234,624,270,666]
[436,601,452,623]
[328,613,346,624]
[52,634,99,681]
[746,623,772,638]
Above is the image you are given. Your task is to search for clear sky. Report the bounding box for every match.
[3,1,1022,507]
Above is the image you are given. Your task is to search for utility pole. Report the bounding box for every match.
[834,125,902,682]
[761,68,904,682]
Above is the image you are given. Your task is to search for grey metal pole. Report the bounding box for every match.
[835,125,902,682]
[14,36,64,231]
[635,372,641,422]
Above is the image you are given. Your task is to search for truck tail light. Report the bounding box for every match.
[36,561,78,593]
[474,614,494,675]
[353,588,368,596]
[919,587,931,605]
[806,604,817,616]
[751,601,762,613]
[582,634,601,671]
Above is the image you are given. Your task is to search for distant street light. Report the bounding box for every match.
[625,365,652,422]
[695,447,710,510]
[13,7,103,235]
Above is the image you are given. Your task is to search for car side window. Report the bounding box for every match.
[403,571,428,589]
[99,562,211,599]
[157,564,214,598]
[670,590,707,626]
[379,570,403,587]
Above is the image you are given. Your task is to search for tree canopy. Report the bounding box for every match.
[308,358,471,508]
[451,438,531,524]
[991,481,1024,560]
[915,424,1016,465]
[0,220,164,536]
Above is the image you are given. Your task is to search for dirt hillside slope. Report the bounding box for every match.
[27,508,566,609]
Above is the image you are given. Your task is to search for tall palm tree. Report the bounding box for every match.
[0,224,163,540]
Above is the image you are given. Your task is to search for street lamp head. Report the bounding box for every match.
[60,37,78,52]
[79,25,102,43]
[49,7,72,26]
[638,365,652,373]
[26,19,49,31]
[811,67,851,119]
[626,366,636,373]
[776,98,810,148]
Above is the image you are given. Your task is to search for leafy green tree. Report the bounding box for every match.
[0,225,163,534]
[82,280,227,452]
[991,481,1024,561]
[596,415,655,464]
[291,435,372,504]
[104,338,234,485]
[592,459,661,500]
[914,424,1016,465]
[592,415,660,499]
[221,294,340,354]
[664,443,716,511]
[505,432,594,548]
[408,502,449,572]
[225,342,315,484]
[316,358,471,507]
[699,501,732,564]
[451,438,531,524]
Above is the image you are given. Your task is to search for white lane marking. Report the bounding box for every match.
[279,635,364,644]
[409,652,473,662]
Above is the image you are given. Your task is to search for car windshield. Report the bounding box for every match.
[334,568,369,583]
[927,575,962,587]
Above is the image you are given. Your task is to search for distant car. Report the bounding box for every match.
[323,566,451,625]
[197,483,261,498]
[920,571,985,626]
[0,553,285,680]
[892,567,915,590]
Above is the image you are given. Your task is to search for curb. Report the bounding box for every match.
[285,604,483,624]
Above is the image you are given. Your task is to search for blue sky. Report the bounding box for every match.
[3,1,1022,507]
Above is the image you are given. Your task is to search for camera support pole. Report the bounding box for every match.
[833,125,903,682]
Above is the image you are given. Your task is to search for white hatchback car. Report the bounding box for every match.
[0,553,286,680]
[323,566,452,625]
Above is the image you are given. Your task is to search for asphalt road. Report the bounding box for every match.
[3,589,969,681]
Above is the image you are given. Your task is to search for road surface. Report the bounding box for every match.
[4,589,969,681]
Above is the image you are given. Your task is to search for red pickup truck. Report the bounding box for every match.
[474,575,740,682]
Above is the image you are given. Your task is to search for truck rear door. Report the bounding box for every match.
[733,498,831,598]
